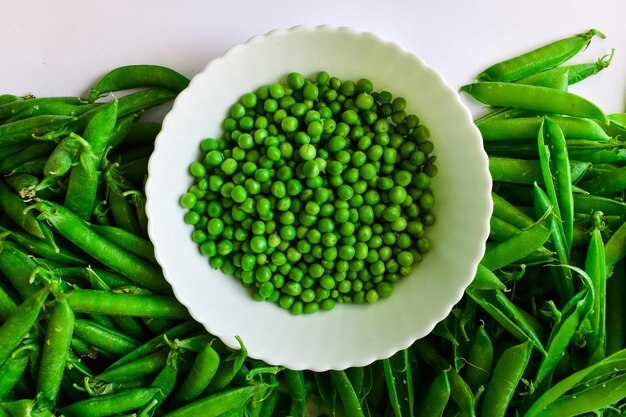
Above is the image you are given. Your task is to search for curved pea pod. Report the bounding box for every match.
[170,343,220,406]
[464,324,494,392]
[0,284,51,368]
[488,157,589,186]
[478,116,610,141]
[0,96,83,120]
[0,115,77,146]
[88,65,190,102]
[37,299,74,407]
[481,206,552,271]
[0,240,45,301]
[28,200,171,294]
[0,141,56,174]
[470,264,507,291]
[516,70,569,90]
[163,383,271,417]
[103,165,143,236]
[516,52,612,88]
[330,369,365,417]
[283,369,307,417]
[417,369,451,417]
[0,226,85,266]
[0,94,20,106]
[476,29,604,82]
[0,399,55,417]
[116,88,179,119]
[73,318,141,357]
[59,387,159,417]
[43,133,91,177]
[413,339,476,417]
[0,343,35,400]
[482,340,533,417]
[534,289,592,387]
[0,179,55,245]
[90,224,155,262]
[204,336,247,394]
[579,165,626,197]
[461,82,607,122]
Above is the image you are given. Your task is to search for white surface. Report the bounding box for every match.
[2,1,625,116]
[146,26,491,370]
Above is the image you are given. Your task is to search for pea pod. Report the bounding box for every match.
[0,344,35,400]
[476,29,604,82]
[29,200,171,294]
[0,96,83,120]
[43,133,92,177]
[95,349,170,383]
[482,340,533,417]
[516,52,612,87]
[0,141,56,174]
[481,207,552,270]
[73,318,141,357]
[417,370,450,417]
[90,224,155,262]
[0,240,43,300]
[460,82,607,122]
[0,285,18,322]
[103,164,143,236]
[170,342,220,406]
[283,369,307,417]
[64,100,118,220]
[204,336,247,394]
[0,179,54,244]
[88,65,190,102]
[488,157,589,185]
[65,289,188,319]
[59,387,158,417]
[0,115,77,146]
[0,285,51,368]
[0,225,85,266]
[478,116,610,141]
[163,384,270,417]
[464,324,494,391]
[585,225,607,363]
[330,370,365,417]
[37,299,74,407]
[413,339,476,417]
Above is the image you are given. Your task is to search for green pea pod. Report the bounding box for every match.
[481,206,552,270]
[465,287,546,355]
[585,226,607,363]
[88,65,190,102]
[491,192,535,229]
[104,164,143,236]
[37,299,74,407]
[106,114,138,149]
[413,339,475,417]
[533,183,575,301]
[118,121,162,149]
[73,318,141,357]
[0,226,85,266]
[606,261,626,355]
[163,384,270,417]
[461,82,607,122]
[116,88,178,119]
[0,94,20,106]
[59,387,158,417]
[90,224,155,262]
[170,343,220,406]
[0,96,83,119]
[516,52,612,88]
[145,349,179,415]
[0,284,51,368]
[65,289,188,319]
[204,336,247,394]
[0,344,35,399]
[417,370,451,417]
[478,116,610,141]
[488,157,589,186]
[330,370,365,417]
[0,141,56,174]
[523,349,626,417]
[534,289,592,387]
[0,285,18,322]
[482,340,533,417]
[43,133,91,177]
[476,29,604,82]
[544,117,575,253]
[470,264,507,291]
[283,369,307,417]
[535,373,626,417]
[29,200,171,294]
[0,115,77,146]
[0,179,54,244]
[464,324,494,392]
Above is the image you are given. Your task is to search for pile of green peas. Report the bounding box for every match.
[180,71,437,315]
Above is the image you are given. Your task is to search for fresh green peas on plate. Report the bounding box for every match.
[181,71,437,314]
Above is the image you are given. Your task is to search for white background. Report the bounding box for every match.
[2,0,625,117]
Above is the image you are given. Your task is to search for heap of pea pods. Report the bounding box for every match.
[181,71,437,314]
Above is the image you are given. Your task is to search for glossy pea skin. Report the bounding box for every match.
[182,71,436,314]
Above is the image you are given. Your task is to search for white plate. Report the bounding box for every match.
[146,25,491,371]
